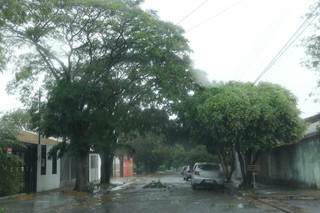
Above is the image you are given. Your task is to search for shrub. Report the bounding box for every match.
[0,154,23,196]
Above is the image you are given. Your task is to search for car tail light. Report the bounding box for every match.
[194,171,200,175]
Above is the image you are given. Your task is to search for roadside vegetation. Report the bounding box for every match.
[0,0,194,191]
[0,111,27,196]
[177,82,305,187]
[0,0,309,192]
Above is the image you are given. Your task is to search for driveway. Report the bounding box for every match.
[0,173,284,213]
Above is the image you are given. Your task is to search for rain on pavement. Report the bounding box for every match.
[0,172,281,213]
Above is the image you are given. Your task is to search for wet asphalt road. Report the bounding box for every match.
[0,173,279,213]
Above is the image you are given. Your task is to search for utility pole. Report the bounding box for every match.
[38,89,41,145]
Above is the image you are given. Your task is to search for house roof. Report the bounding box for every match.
[304,113,320,123]
[17,131,59,145]
[303,113,320,136]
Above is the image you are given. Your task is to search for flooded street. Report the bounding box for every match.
[0,172,279,213]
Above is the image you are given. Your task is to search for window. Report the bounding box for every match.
[52,151,57,175]
[41,145,46,175]
[198,164,220,171]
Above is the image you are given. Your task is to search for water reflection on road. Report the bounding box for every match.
[0,172,277,213]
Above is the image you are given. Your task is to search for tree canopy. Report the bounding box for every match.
[177,82,305,187]
[0,0,195,191]
[0,110,31,153]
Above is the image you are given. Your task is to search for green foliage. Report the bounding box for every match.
[0,110,26,196]
[198,82,305,152]
[169,144,216,168]
[127,133,216,173]
[0,154,23,196]
[127,133,169,173]
[1,0,194,151]
[1,0,194,190]
[2,0,193,104]
[169,144,188,168]
[0,110,30,154]
[188,145,217,165]
[177,81,305,186]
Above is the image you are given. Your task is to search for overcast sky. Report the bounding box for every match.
[0,0,319,118]
[142,0,319,118]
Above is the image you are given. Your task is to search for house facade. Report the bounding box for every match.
[14,131,61,193]
[10,131,134,193]
[112,154,134,178]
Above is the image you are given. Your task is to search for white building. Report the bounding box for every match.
[15,131,61,192]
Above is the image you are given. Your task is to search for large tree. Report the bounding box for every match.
[178,82,305,187]
[175,85,237,181]
[0,0,194,190]
[197,82,305,187]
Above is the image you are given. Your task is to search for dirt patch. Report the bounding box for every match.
[62,190,89,198]
[15,194,35,201]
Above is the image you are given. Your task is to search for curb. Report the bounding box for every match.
[224,184,293,213]
[0,193,27,201]
[248,195,293,213]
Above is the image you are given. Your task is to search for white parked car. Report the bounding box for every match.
[191,162,225,189]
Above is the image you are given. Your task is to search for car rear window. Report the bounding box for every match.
[198,164,220,170]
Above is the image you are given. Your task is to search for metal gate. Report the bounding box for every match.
[23,144,37,193]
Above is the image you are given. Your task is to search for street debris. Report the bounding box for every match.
[143,180,167,189]
[237,203,244,208]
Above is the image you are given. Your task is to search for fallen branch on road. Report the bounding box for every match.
[143,181,167,189]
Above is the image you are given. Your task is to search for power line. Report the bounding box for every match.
[186,0,244,32]
[177,0,208,24]
[254,6,320,84]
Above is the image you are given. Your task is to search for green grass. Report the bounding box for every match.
[0,208,5,213]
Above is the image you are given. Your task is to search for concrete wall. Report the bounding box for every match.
[123,156,133,177]
[113,157,121,177]
[60,154,101,186]
[37,144,61,192]
[257,136,320,188]
[60,156,76,187]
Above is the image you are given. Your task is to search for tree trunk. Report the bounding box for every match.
[119,156,124,177]
[100,153,114,184]
[218,153,230,181]
[227,151,236,182]
[218,147,236,183]
[74,153,89,192]
[235,142,249,188]
[237,148,255,189]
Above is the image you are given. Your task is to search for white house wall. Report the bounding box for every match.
[89,153,101,183]
[112,157,121,177]
[36,144,61,192]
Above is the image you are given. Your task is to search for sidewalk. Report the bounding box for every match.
[0,180,130,213]
[251,184,320,213]
[226,181,320,213]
